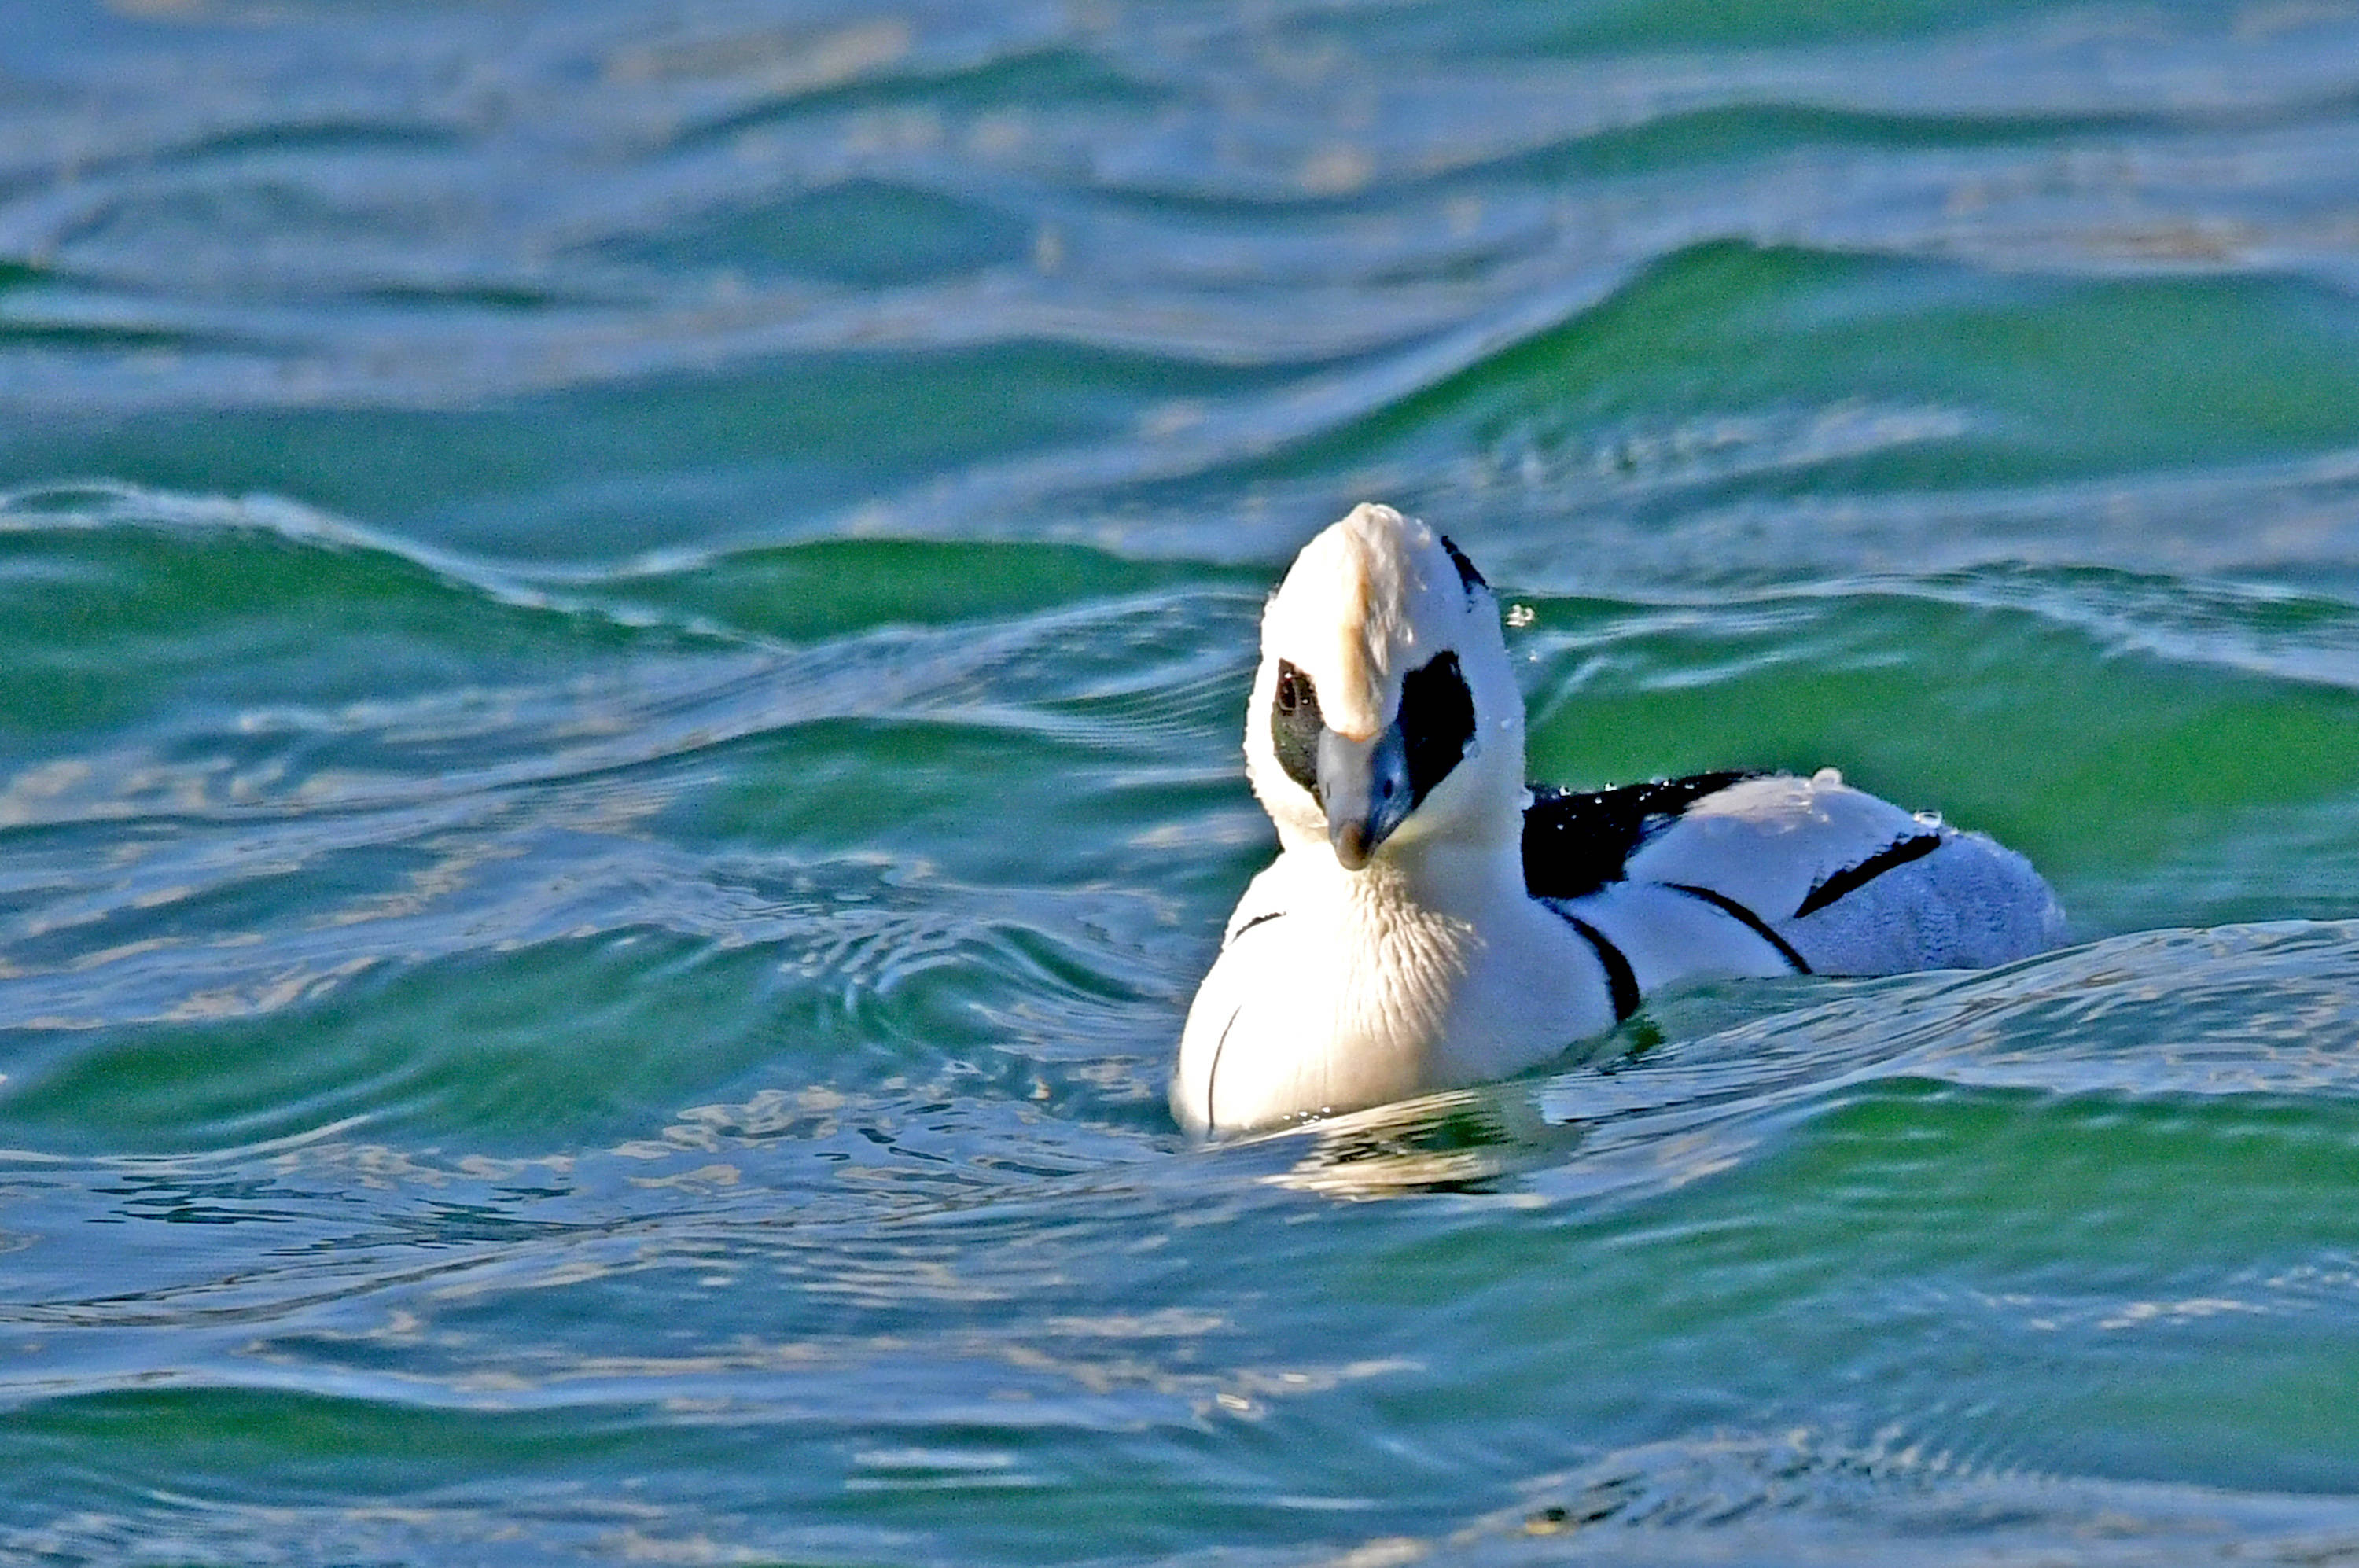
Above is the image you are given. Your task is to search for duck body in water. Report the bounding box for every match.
[1173,503,2065,1136]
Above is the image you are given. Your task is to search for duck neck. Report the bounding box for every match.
[1323,829,1528,922]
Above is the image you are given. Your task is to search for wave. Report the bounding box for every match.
[6,480,2359,1048]
[1244,921,2359,1201]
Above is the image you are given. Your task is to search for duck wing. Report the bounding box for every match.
[1526,771,2064,992]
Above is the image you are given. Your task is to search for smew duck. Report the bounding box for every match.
[1173,503,2065,1134]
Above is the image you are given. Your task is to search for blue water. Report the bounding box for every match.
[8,2,2359,1562]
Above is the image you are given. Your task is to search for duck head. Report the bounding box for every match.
[1246,503,1528,868]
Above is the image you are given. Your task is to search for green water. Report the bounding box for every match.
[8,2,2359,1562]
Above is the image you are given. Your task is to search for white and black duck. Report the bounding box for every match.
[1173,503,2066,1135]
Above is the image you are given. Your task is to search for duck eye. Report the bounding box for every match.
[1271,660,1321,793]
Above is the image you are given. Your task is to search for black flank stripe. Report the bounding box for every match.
[1669,884,1811,974]
[1229,910,1286,945]
[1204,1006,1242,1135]
[1560,914,1642,1023]
[1793,833,1944,919]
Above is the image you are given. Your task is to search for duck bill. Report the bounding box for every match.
[1317,723,1414,870]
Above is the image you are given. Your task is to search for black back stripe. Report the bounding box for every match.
[1668,884,1811,974]
[1559,913,1641,1023]
[1522,771,1761,901]
[1793,833,1944,918]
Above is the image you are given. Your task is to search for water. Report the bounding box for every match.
[6,1,2359,1561]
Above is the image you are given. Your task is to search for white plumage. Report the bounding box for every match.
[1173,503,2064,1135]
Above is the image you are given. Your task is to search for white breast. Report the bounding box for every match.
[1172,848,1614,1135]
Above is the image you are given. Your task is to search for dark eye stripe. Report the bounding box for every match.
[1271,659,1321,793]
[1400,650,1474,806]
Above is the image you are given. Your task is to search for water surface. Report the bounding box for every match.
[7,2,2359,1562]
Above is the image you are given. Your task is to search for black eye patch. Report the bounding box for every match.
[1271,659,1322,793]
[1400,650,1475,806]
